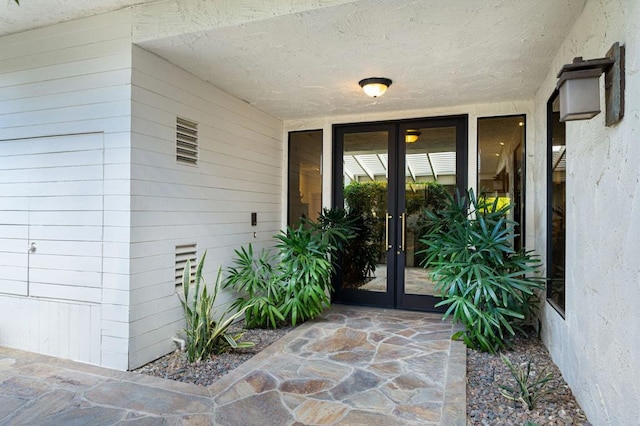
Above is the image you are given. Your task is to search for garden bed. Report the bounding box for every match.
[467,329,591,425]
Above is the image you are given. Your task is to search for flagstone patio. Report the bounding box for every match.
[0,305,465,425]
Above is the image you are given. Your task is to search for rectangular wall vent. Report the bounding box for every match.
[175,244,197,286]
[176,117,198,165]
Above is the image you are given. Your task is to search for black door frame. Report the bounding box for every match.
[332,115,468,312]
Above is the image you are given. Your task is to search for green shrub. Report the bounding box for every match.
[223,244,285,329]
[225,209,354,328]
[178,252,254,362]
[418,189,544,353]
[341,182,385,284]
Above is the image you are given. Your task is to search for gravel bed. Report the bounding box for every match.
[135,324,591,425]
[134,325,292,387]
[467,330,591,425]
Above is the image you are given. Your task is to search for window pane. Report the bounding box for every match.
[548,96,566,311]
[288,130,322,226]
[477,115,526,250]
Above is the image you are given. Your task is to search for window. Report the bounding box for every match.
[547,94,566,313]
[477,115,526,251]
[288,130,323,226]
[176,117,198,165]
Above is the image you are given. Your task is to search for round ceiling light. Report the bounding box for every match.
[359,77,392,97]
[405,130,421,143]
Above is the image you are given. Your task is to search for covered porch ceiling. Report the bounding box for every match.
[1,0,586,120]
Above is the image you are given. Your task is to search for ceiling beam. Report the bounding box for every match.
[426,153,438,181]
[552,146,566,171]
[353,155,375,181]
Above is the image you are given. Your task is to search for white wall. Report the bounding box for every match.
[129,46,283,369]
[0,10,133,369]
[533,0,640,423]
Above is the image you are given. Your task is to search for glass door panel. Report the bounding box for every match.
[333,116,467,311]
[397,117,467,311]
[401,126,457,297]
[333,125,395,308]
[342,131,389,293]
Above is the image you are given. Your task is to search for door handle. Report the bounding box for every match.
[400,213,406,252]
[385,213,393,250]
[28,242,36,253]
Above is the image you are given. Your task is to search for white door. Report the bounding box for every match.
[0,133,104,300]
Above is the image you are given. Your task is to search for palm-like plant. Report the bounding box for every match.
[225,208,355,328]
[419,189,544,353]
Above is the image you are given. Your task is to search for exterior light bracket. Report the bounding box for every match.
[556,42,625,126]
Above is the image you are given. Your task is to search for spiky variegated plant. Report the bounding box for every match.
[178,251,254,362]
[499,353,556,410]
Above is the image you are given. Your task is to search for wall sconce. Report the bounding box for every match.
[556,42,624,126]
[405,130,421,143]
[359,77,392,97]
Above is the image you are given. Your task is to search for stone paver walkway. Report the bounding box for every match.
[0,305,465,425]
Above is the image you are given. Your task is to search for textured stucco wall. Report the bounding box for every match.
[533,0,640,424]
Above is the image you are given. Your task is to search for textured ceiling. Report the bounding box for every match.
[1,0,587,120]
[0,0,154,35]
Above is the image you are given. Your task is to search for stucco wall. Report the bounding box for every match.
[129,46,283,369]
[533,0,640,423]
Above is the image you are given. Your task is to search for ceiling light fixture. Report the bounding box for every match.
[405,130,421,143]
[359,77,392,97]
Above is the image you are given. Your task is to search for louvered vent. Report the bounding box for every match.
[176,117,198,165]
[175,244,197,287]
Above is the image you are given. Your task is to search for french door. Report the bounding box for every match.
[332,116,467,311]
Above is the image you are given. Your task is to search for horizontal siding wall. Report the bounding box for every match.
[0,10,134,370]
[129,46,283,369]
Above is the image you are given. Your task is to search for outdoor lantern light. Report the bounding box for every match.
[359,77,392,97]
[405,130,421,143]
[556,42,625,126]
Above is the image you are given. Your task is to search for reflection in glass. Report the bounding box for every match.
[342,131,388,292]
[288,130,322,227]
[405,127,457,296]
[548,99,566,311]
[477,116,526,250]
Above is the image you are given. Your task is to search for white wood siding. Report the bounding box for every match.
[0,296,101,364]
[129,45,283,369]
[0,10,133,369]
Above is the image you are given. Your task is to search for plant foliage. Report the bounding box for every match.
[178,252,254,362]
[225,209,355,328]
[499,353,556,410]
[419,189,544,353]
[342,182,385,284]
